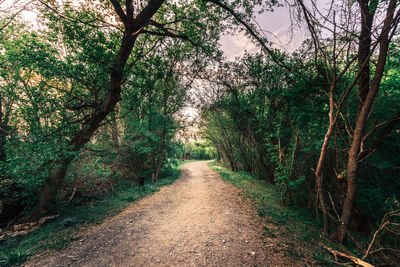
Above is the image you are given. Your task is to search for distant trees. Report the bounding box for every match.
[188,141,216,160]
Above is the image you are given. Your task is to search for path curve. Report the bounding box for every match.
[25,161,293,266]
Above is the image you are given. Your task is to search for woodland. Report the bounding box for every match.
[0,0,400,266]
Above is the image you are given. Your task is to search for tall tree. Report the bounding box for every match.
[338,0,399,243]
[33,0,167,217]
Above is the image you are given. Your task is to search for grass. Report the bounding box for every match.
[0,162,189,267]
[208,161,336,265]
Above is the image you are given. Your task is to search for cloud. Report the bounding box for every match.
[269,24,307,53]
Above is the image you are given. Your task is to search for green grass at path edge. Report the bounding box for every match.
[0,161,194,267]
[208,161,336,265]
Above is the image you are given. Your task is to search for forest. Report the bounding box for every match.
[0,0,400,266]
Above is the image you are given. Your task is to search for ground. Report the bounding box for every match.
[24,161,298,267]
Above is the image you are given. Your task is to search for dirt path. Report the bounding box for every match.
[25,161,295,266]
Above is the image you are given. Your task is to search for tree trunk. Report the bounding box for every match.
[153,121,166,183]
[0,96,5,161]
[151,154,156,183]
[33,159,70,216]
[356,0,374,114]
[110,112,120,148]
[153,152,164,183]
[33,33,137,218]
[220,140,236,171]
[338,0,397,243]
[216,145,222,161]
[237,137,251,172]
[315,83,336,234]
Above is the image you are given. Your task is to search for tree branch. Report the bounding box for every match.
[321,243,374,267]
[126,0,133,19]
[140,29,201,48]
[110,0,128,26]
[132,0,166,32]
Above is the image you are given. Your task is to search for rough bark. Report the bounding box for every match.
[356,0,375,113]
[338,0,398,243]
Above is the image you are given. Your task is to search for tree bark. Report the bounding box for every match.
[338,0,397,243]
[215,145,222,161]
[151,154,156,183]
[153,152,164,183]
[152,121,166,183]
[0,96,5,161]
[33,159,71,216]
[315,83,336,234]
[220,139,236,171]
[356,0,375,113]
[110,112,120,147]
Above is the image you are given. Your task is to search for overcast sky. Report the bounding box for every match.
[219,0,333,60]
[219,4,304,60]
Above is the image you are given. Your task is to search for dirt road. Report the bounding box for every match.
[25,161,294,266]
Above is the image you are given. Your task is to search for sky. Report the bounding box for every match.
[219,0,333,60]
[219,3,306,60]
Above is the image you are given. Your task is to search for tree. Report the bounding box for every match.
[30,0,166,217]
[338,0,399,243]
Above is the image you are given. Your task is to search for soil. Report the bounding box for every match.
[24,161,298,266]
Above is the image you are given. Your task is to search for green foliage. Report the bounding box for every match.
[200,42,400,215]
[200,52,323,203]
[0,16,115,211]
[189,141,216,160]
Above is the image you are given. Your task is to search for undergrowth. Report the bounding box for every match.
[208,161,338,265]
[0,163,185,267]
